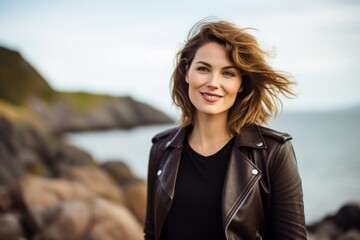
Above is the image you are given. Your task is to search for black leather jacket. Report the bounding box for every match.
[144,125,307,240]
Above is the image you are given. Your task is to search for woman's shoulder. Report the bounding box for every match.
[151,127,180,144]
[257,125,292,144]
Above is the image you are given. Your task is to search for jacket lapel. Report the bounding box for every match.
[222,125,265,227]
[157,127,186,199]
[154,128,186,239]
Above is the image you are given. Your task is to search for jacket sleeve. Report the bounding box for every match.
[144,143,159,240]
[269,140,307,239]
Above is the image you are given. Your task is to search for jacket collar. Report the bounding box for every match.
[163,124,267,150]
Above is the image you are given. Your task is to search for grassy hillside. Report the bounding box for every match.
[0,45,173,132]
[59,91,119,112]
[0,46,57,106]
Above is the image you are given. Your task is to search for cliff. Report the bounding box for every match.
[0,46,173,133]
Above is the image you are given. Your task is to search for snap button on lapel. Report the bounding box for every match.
[251,169,259,175]
[157,170,162,176]
[256,142,263,147]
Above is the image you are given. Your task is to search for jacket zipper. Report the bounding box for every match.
[224,174,261,240]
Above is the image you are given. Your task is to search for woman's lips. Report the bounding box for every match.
[201,92,222,102]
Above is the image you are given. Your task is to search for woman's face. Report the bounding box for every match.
[186,42,242,119]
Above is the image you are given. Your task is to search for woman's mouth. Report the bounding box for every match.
[201,92,222,102]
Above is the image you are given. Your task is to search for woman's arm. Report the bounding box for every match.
[269,140,307,239]
[144,144,158,240]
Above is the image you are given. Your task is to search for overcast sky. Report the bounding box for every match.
[1,0,359,116]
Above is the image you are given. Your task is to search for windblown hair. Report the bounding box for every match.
[171,19,296,134]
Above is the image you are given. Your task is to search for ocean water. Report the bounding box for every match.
[67,111,360,224]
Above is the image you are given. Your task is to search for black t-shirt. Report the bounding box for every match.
[160,136,235,240]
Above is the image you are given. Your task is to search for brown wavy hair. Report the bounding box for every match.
[171,18,296,134]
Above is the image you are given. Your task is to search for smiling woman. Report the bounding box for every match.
[144,18,307,240]
[185,42,242,127]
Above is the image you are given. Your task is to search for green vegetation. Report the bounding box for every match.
[59,91,115,112]
[0,46,117,112]
[0,46,57,106]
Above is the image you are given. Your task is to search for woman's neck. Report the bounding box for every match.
[188,113,232,156]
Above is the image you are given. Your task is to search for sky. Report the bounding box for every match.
[1,0,360,117]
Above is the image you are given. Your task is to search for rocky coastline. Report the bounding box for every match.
[0,104,148,239]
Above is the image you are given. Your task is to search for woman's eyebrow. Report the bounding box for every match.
[195,61,236,70]
[195,61,211,67]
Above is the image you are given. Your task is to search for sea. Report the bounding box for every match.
[67,111,360,224]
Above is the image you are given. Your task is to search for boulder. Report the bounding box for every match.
[0,213,25,240]
[59,166,124,205]
[85,198,143,240]
[0,185,12,212]
[101,161,147,224]
[122,182,147,225]
[102,160,142,186]
[46,144,96,176]
[0,116,50,185]
[338,230,360,240]
[307,203,360,240]
[33,200,91,240]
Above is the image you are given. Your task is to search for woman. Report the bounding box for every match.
[144,19,307,240]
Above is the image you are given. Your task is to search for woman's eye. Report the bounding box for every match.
[197,67,209,72]
[223,71,235,77]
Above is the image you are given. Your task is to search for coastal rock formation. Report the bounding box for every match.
[307,203,360,240]
[0,45,173,134]
[0,106,146,239]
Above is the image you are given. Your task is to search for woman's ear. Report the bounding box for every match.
[238,86,243,93]
[185,65,190,83]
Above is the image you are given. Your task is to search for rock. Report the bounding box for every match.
[0,213,25,240]
[307,220,341,240]
[307,203,360,240]
[85,198,143,240]
[334,204,360,231]
[59,166,124,205]
[0,185,12,212]
[14,175,96,231]
[338,230,360,240]
[0,95,151,239]
[33,200,91,240]
[122,182,147,225]
[101,161,147,224]
[29,93,174,133]
[102,160,142,186]
[0,116,50,185]
[47,143,96,176]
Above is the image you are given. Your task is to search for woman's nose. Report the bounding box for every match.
[206,73,221,88]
